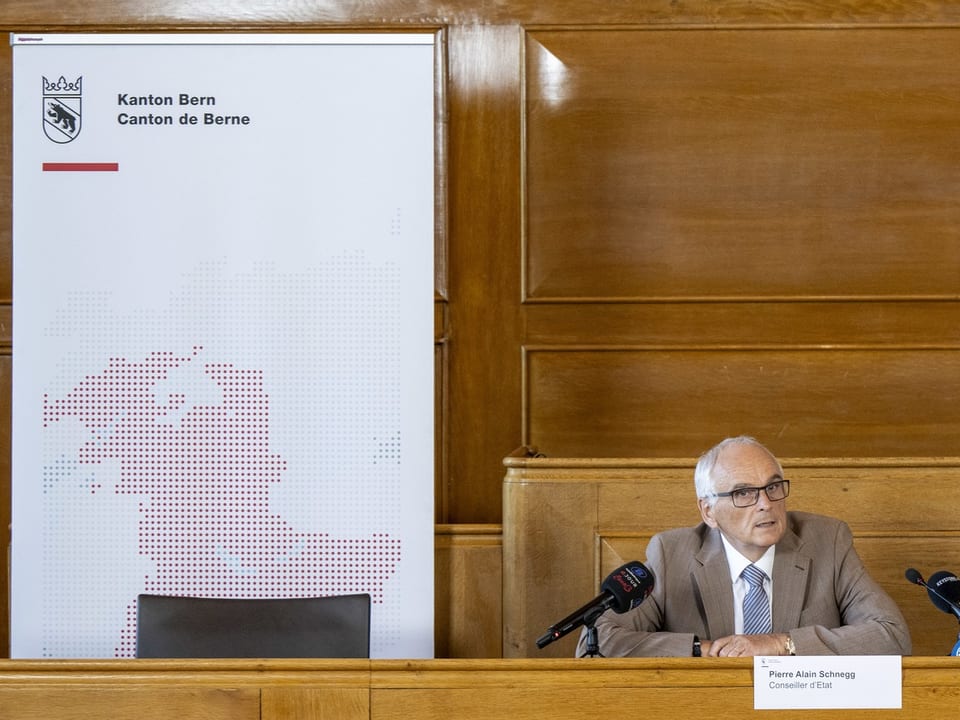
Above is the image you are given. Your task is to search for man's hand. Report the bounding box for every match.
[705,632,789,657]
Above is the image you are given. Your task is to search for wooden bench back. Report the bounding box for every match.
[503,454,960,657]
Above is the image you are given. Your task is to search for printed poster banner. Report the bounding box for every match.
[10,33,435,658]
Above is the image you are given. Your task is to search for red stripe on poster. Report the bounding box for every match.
[42,162,119,172]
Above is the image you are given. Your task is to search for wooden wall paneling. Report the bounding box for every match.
[434,29,450,523]
[435,305,448,521]
[434,524,502,658]
[523,347,960,458]
[445,23,523,522]
[520,23,960,466]
[3,1,960,27]
[523,28,960,302]
[4,0,960,662]
[523,302,960,347]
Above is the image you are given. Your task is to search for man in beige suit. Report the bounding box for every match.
[579,436,911,657]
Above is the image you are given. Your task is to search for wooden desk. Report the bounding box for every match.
[0,658,957,720]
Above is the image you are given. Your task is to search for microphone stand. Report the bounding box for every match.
[578,608,605,658]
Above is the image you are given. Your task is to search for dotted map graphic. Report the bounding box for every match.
[22,252,420,658]
[42,348,401,657]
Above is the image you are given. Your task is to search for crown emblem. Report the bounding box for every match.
[43,75,82,96]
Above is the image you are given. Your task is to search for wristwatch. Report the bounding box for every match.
[784,635,796,656]
[692,635,702,657]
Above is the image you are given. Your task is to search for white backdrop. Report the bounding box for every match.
[10,33,435,658]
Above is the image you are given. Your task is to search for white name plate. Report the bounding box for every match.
[754,655,902,709]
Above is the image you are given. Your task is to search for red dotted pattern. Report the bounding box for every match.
[42,348,401,657]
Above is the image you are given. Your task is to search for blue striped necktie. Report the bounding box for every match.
[741,564,772,634]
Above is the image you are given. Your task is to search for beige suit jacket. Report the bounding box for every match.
[578,511,911,657]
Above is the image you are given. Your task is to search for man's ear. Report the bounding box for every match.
[698,497,718,528]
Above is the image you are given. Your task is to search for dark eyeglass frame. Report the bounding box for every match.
[713,479,790,508]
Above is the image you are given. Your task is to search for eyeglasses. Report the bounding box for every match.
[713,479,790,508]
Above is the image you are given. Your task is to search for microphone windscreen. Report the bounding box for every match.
[905,568,924,585]
[600,561,655,613]
[928,571,960,614]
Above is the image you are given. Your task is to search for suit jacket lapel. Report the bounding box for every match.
[693,528,736,639]
[772,526,810,632]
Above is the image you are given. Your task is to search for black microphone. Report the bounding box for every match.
[927,571,960,619]
[536,561,654,649]
[905,568,960,621]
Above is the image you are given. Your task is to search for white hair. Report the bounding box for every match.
[694,435,782,508]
